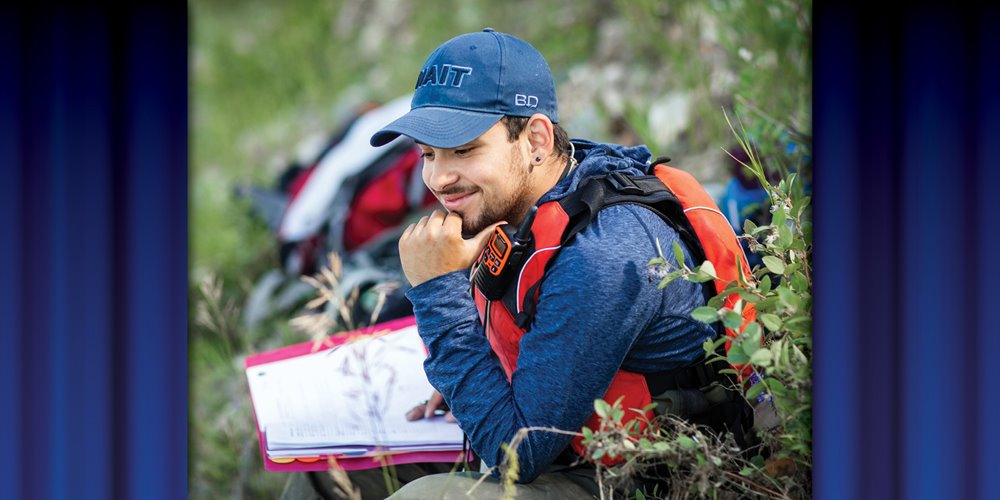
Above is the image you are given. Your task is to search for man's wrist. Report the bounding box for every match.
[406,269,468,298]
[404,270,472,329]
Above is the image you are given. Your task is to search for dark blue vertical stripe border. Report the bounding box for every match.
[0,4,187,499]
[815,5,999,500]
[1,3,999,499]
[975,11,1000,499]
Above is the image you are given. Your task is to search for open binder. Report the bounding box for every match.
[245,316,471,472]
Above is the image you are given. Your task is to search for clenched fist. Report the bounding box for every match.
[398,210,503,287]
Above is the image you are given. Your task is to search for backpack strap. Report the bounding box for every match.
[563,172,708,272]
[517,172,718,327]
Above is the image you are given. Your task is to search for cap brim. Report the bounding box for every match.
[370,107,503,149]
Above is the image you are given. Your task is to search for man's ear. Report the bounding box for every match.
[525,113,555,161]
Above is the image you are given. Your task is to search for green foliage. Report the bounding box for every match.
[580,397,785,498]
[714,0,812,173]
[611,0,811,165]
[621,111,811,497]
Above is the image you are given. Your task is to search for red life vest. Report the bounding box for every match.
[471,162,756,463]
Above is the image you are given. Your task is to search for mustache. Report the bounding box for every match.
[434,186,478,197]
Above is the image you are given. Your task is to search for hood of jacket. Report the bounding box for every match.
[538,139,654,204]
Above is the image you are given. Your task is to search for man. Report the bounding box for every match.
[368,29,737,498]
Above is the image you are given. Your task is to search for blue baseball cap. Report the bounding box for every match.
[370,28,559,149]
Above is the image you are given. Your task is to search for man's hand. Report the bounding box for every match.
[398,210,503,287]
[405,390,457,422]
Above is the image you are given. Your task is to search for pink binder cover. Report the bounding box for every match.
[245,315,471,472]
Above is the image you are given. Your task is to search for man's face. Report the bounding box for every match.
[418,121,533,235]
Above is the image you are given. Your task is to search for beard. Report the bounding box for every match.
[455,147,533,236]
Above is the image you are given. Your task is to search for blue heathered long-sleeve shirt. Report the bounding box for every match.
[404,140,716,482]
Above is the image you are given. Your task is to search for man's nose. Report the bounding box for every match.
[424,159,459,192]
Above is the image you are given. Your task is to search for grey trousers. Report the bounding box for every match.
[281,463,601,499]
[387,470,598,499]
[280,463,456,500]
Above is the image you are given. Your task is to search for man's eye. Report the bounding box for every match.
[455,148,472,156]
[420,151,435,160]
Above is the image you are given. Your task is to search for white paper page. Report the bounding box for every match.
[246,325,464,450]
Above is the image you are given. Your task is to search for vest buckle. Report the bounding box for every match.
[607,172,644,195]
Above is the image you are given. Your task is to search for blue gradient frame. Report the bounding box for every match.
[0,5,186,499]
[813,6,999,500]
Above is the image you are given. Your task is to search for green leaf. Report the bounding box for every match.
[691,306,720,324]
[702,338,715,354]
[636,489,647,500]
[647,257,665,267]
[735,257,748,287]
[704,336,729,356]
[740,337,759,357]
[582,427,593,441]
[791,271,808,292]
[707,293,726,309]
[723,280,742,293]
[672,241,686,267]
[740,466,755,477]
[759,274,772,294]
[594,399,611,419]
[766,378,787,396]
[772,206,786,227]
[658,270,682,289]
[738,288,761,303]
[722,309,744,330]
[759,313,782,331]
[785,317,812,333]
[762,256,785,274]
[743,218,757,236]
[779,223,792,248]
[688,273,715,284]
[751,455,766,467]
[743,322,762,344]
[797,196,812,217]
[749,348,773,367]
[754,296,780,312]
[745,380,767,400]
[777,287,801,309]
[727,346,749,365]
[699,260,718,280]
[677,436,696,449]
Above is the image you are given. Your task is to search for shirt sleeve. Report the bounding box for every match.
[405,204,707,482]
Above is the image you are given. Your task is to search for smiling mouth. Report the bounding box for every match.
[440,191,476,212]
